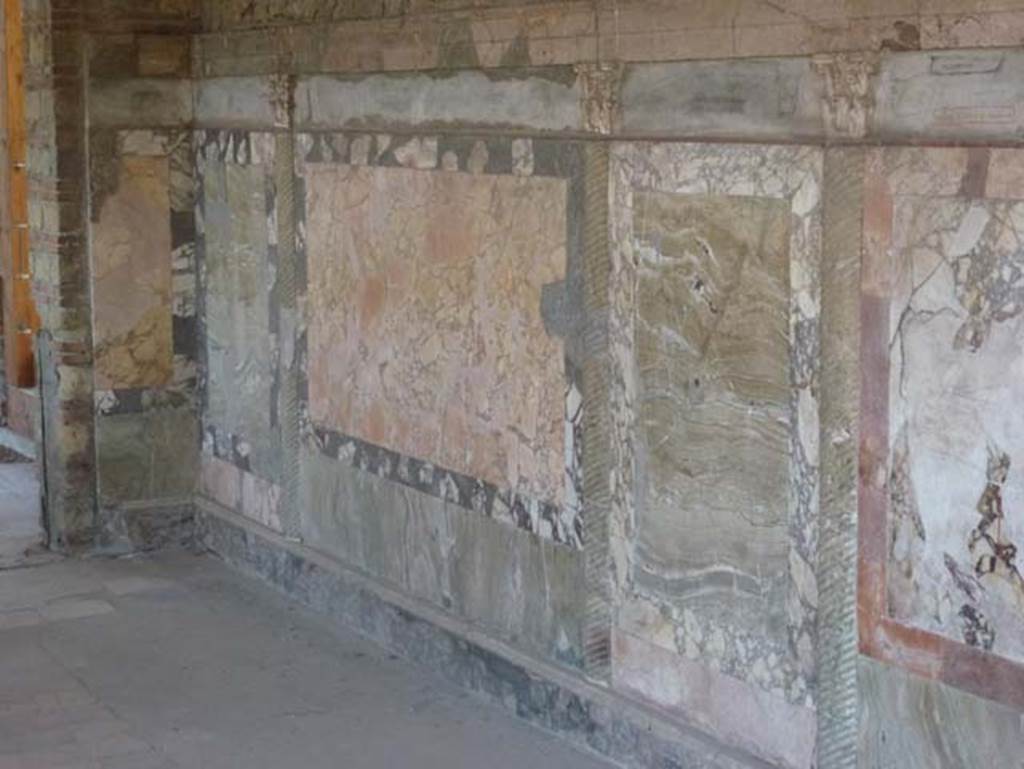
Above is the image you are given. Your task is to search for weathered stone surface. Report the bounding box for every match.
[859,655,1024,768]
[195,76,288,129]
[96,407,198,504]
[199,455,284,534]
[88,78,193,127]
[137,34,191,77]
[92,154,173,390]
[295,70,582,133]
[815,148,864,766]
[305,163,568,506]
[875,48,1024,141]
[620,59,823,140]
[194,2,1024,79]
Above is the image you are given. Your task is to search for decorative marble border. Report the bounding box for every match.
[814,148,865,769]
[858,146,1024,712]
[608,142,824,709]
[293,131,588,550]
[90,129,198,416]
[194,129,283,484]
[579,143,614,677]
[308,423,581,547]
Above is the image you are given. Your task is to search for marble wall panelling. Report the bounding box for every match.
[299,443,586,666]
[199,455,284,533]
[608,142,823,768]
[92,152,173,390]
[296,132,586,548]
[858,655,1024,769]
[860,147,1024,707]
[305,164,565,502]
[619,58,824,140]
[96,406,199,505]
[198,131,282,483]
[91,129,199,507]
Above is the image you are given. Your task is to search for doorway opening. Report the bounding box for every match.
[0,0,44,566]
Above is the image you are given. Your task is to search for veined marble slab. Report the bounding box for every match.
[634,191,791,580]
[304,164,568,508]
[609,142,823,728]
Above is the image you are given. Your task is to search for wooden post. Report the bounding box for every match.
[3,0,39,388]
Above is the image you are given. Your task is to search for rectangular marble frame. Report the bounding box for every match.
[294,131,587,549]
[607,143,823,739]
[194,129,284,484]
[859,146,1024,712]
[89,129,199,505]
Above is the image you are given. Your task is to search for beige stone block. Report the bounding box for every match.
[137,35,190,77]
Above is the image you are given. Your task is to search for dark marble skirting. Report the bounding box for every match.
[194,497,768,769]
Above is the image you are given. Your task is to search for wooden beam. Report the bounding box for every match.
[3,0,38,388]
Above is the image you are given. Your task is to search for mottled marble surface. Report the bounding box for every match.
[199,132,281,483]
[878,148,1024,665]
[93,155,173,390]
[859,655,1024,769]
[305,163,568,508]
[634,191,792,582]
[298,445,585,667]
[608,144,823,732]
[89,130,200,521]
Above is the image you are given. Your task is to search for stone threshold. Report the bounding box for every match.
[193,495,773,769]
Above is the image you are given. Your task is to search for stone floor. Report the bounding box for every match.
[0,548,617,769]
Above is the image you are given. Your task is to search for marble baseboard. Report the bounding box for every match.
[194,496,769,769]
[96,499,198,555]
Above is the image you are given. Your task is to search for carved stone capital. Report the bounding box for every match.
[812,52,880,140]
[575,62,622,135]
[269,73,292,129]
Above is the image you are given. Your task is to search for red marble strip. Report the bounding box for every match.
[857,148,1024,712]
[858,151,892,659]
[875,618,1024,712]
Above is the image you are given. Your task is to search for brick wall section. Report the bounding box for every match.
[24,0,96,548]
[23,0,197,549]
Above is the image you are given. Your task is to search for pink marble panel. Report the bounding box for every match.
[305,165,568,505]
